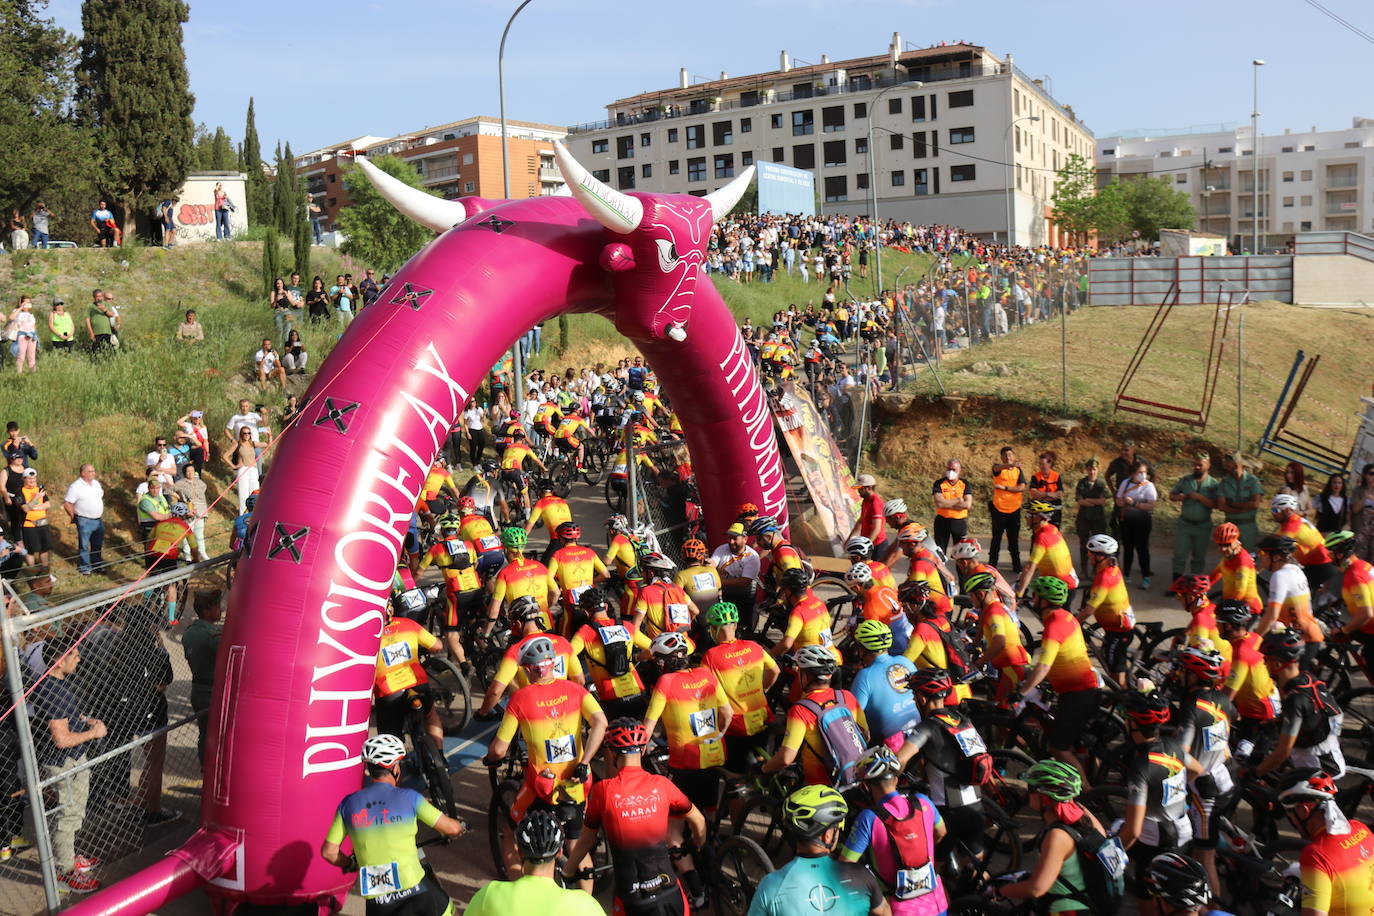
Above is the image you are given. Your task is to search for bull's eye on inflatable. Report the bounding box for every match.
[68,144,786,914]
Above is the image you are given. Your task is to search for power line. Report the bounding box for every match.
[1301,0,1374,45]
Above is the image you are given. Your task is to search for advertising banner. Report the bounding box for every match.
[756,161,816,217]
[772,380,860,552]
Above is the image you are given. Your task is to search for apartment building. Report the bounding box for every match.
[562,35,1094,245]
[1096,118,1374,252]
[294,116,567,233]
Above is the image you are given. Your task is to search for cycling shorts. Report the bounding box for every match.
[444,589,484,632]
[365,866,453,916]
[1101,629,1133,675]
[614,881,687,916]
[555,438,579,452]
[667,766,722,812]
[936,801,985,857]
[1048,688,1101,752]
[723,732,771,774]
[1188,782,1235,849]
[500,469,525,485]
[477,551,506,581]
[375,685,434,742]
[512,792,585,836]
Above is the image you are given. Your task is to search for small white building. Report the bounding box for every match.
[168,171,249,243]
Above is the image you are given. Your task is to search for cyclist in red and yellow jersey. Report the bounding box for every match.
[1277,768,1374,916]
[1168,575,1232,678]
[1012,576,1101,778]
[632,553,696,642]
[900,583,971,705]
[950,537,1017,606]
[1327,530,1374,680]
[1014,501,1079,598]
[526,480,572,554]
[418,519,483,665]
[761,645,869,786]
[701,601,779,772]
[896,523,955,599]
[845,536,898,592]
[748,516,805,595]
[482,527,554,637]
[374,605,444,752]
[553,408,591,469]
[422,457,461,505]
[533,398,562,440]
[964,573,1029,703]
[643,632,732,809]
[546,523,608,632]
[771,567,840,662]
[570,588,652,721]
[456,495,505,579]
[674,538,722,612]
[1209,522,1261,614]
[1272,493,1339,592]
[1076,533,1134,687]
[1216,599,1278,737]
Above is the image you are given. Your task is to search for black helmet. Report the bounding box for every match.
[1256,534,1297,557]
[1215,599,1256,627]
[779,567,811,593]
[578,586,611,615]
[516,809,564,862]
[1121,690,1171,726]
[1145,853,1211,909]
[1260,628,1305,662]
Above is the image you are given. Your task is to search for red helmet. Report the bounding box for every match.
[737,502,759,517]
[1178,646,1226,681]
[557,521,581,540]
[458,496,476,511]
[908,668,953,700]
[1122,690,1171,726]
[1213,522,1240,545]
[603,717,650,754]
[1169,575,1211,598]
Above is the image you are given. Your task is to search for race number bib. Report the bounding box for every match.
[597,625,630,645]
[400,589,426,612]
[478,535,501,552]
[691,572,717,592]
[358,861,401,897]
[569,585,590,604]
[818,628,834,648]
[953,726,988,758]
[381,641,414,668]
[894,862,937,900]
[1097,837,1129,882]
[444,539,467,558]
[688,708,718,737]
[544,734,576,764]
[1161,767,1187,817]
[1202,718,1229,753]
[667,603,691,626]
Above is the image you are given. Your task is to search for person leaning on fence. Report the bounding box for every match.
[32,636,107,894]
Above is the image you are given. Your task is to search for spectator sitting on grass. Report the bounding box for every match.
[176,309,203,343]
[254,338,287,390]
[282,329,307,375]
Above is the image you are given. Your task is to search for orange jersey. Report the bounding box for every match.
[865,560,898,592]
[1086,564,1133,632]
[496,679,602,786]
[906,550,948,596]
[1226,631,1278,721]
[490,557,552,611]
[1211,549,1262,613]
[634,580,695,639]
[783,590,840,659]
[494,632,583,689]
[703,638,778,736]
[1300,819,1374,915]
[1279,514,1333,566]
[528,495,572,532]
[571,616,651,700]
[1027,522,1078,589]
[1035,608,1098,693]
[374,618,438,696]
[646,666,729,769]
[860,584,902,626]
[547,544,607,594]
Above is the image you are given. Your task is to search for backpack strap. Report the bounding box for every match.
[1045,823,1094,912]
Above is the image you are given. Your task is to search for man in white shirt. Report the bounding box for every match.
[63,465,104,575]
[710,522,762,631]
[255,338,287,390]
[224,399,261,448]
[145,436,177,484]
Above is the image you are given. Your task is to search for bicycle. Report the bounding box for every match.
[398,685,458,820]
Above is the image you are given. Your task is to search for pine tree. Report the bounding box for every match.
[75,0,195,238]
[241,97,271,226]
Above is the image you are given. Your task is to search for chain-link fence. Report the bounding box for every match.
[623,436,698,569]
[1,555,230,913]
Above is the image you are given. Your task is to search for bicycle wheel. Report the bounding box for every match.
[549,458,574,498]
[948,797,1022,897]
[735,797,790,862]
[414,730,457,818]
[1136,626,1186,685]
[1082,711,1131,788]
[985,748,1037,817]
[604,475,627,513]
[713,835,775,916]
[425,657,473,735]
[487,778,521,880]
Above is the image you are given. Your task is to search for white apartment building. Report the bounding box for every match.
[1096,118,1374,252]
[563,35,1094,245]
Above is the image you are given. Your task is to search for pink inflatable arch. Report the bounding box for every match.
[68,144,787,914]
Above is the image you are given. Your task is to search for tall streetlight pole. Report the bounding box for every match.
[1003,115,1039,247]
[499,0,535,410]
[1251,59,1265,255]
[867,80,922,296]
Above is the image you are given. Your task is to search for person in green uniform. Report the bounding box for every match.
[1169,452,1219,579]
[1216,452,1263,552]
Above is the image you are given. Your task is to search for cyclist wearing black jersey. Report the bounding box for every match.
[1119,690,1203,916]
[894,668,988,867]
[1252,629,1346,779]
[1173,647,1237,900]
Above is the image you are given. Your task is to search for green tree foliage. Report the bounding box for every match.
[1095,178,1197,244]
[190,123,235,171]
[261,227,281,296]
[240,97,271,226]
[1050,153,1099,237]
[271,142,294,233]
[75,0,195,236]
[337,156,434,271]
[0,0,97,240]
[283,143,311,279]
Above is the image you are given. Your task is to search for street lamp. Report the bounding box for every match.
[499,0,535,410]
[1251,58,1265,255]
[867,79,922,295]
[1003,115,1039,247]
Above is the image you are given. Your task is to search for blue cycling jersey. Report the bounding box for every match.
[850,653,920,743]
[748,853,885,916]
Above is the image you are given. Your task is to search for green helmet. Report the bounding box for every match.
[705,601,740,628]
[1325,529,1357,556]
[1025,759,1082,801]
[854,619,894,652]
[783,784,848,838]
[501,526,527,548]
[961,572,996,595]
[1030,576,1070,606]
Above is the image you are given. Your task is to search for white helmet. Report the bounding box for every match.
[949,541,980,561]
[362,734,407,768]
[845,536,874,558]
[884,498,908,518]
[650,631,690,657]
[1086,534,1119,555]
[845,562,874,585]
[1271,493,1300,514]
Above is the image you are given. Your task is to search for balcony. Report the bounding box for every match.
[539,167,562,182]
[422,165,459,183]
[1326,175,1359,188]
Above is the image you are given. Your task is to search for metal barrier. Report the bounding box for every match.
[0,554,232,914]
[623,435,697,566]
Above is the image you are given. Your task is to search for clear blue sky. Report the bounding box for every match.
[46,0,1374,153]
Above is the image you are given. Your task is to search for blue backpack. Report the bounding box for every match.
[797,690,867,788]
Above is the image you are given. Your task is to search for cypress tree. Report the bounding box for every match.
[272,142,293,233]
[241,97,271,225]
[285,143,311,278]
[75,0,195,239]
[209,127,234,171]
[261,227,280,296]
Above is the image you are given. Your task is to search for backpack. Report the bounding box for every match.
[595,623,632,678]
[928,710,996,789]
[877,796,939,901]
[931,622,973,681]
[797,690,867,788]
[1050,821,1126,916]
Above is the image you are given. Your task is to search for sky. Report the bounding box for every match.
[44,0,1374,154]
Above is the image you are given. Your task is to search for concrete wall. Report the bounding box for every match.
[173,173,248,243]
[1292,253,1374,305]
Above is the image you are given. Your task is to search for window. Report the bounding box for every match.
[617,166,635,189]
[1301,170,1313,181]
[462,153,474,165]
[949,127,975,145]
[889,132,904,151]
[930,96,937,120]
[641,164,652,178]
[741,90,760,107]
[592,169,610,181]
[1281,146,1294,153]
[888,97,902,115]
[713,121,733,146]
[822,105,845,132]
[948,89,974,108]
[771,113,783,129]
[669,160,680,175]
[1303,145,1315,152]
[687,157,706,182]
[592,139,609,154]
[793,144,815,170]
[792,110,814,136]
[741,118,752,133]
[668,128,679,143]
[823,175,848,202]
[714,154,734,178]
[854,102,867,118]
[616,136,635,159]
[1283,196,1294,207]
[855,137,868,154]
[911,96,926,122]
[1346,141,1361,149]
[914,168,929,196]
[856,172,870,190]
[1218,146,1233,153]
[742,151,753,166]
[688,99,709,114]
[772,146,784,162]
[1283,171,1294,182]
[1301,220,1312,231]
[793,81,813,99]
[640,133,651,147]
[950,164,976,182]
[823,140,846,167]
[1301,195,1313,206]
[1176,174,1187,183]
[891,171,905,187]
[463,182,474,194]
[686,125,704,149]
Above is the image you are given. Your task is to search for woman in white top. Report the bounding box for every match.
[460,396,488,467]
[1114,459,1159,588]
[9,295,38,373]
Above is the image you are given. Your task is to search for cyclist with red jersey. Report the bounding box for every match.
[1169,575,1231,676]
[1277,768,1374,916]
[1209,523,1261,614]
[564,719,707,916]
[457,495,506,580]
[847,536,898,591]
[632,553,696,642]
[1014,501,1079,599]
[373,602,445,753]
[949,537,1017,608]
[1328,530,1374,679]
[570,587,652,721]
[526,480,572,560]
[1271,493,1338,592]
[875,498,915,565]
[1215,599,1278,749]
[749,516,806,597]
[1076,533,1134,687]
[547,522,609,633]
